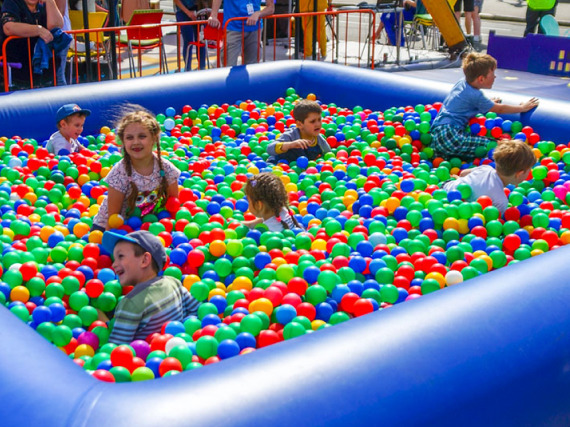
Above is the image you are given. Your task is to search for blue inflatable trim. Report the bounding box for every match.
[1,61,570,426]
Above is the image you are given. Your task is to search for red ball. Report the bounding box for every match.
[92,369,116,382]
[353,298,374,317]
[159,357,183,376]
[110,345,134,368]
[257,330,281,348]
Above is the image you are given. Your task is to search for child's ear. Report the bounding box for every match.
[141,252,153,269]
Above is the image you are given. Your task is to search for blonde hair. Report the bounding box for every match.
[116,108,169,216]
[493,140,536,177]
[245,172,301,230]
[462,52,497,83]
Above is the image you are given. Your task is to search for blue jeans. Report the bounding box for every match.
[56,49,68,86]
[176,11,206,71]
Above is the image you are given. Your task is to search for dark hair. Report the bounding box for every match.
[131,242,159,273]
[245,172,302,230]
[462,52,497,83]
[293,99,323,123]
[493,140,536,177]
[116,108,169,216]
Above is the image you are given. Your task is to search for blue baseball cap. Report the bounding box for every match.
[55,104,91,123]
[102,230,166,271]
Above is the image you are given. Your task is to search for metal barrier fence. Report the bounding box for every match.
[0,9,378,92]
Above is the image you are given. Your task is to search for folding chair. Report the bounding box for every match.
[67,11,112,83]
[540,14,559,37]
[118,9,168,77]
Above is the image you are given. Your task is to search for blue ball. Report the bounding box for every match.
[274,304,297,325]
[296,156,309,169]
[235,332,257,350]
[217,339,241,359]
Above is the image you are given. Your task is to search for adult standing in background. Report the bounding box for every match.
[208,0,274,66]
[55,0,70,85]
[454,0,474,42]
[524,0,557,36]
[174,0,207,71]
[1,0,63,85]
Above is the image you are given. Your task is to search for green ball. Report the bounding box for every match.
[109,366,132,383]
[190,282,209,302]
[68,291,90,311]
[240,314,263,336]
[329,312,350,325]
[131,367,155,381]
[168,345,193,367]
[380,284,399,303]
[195,335,218,359]
[10,304,29,322]
[283,321,306,340]
[305,285,327,305]
[52,325,72,347]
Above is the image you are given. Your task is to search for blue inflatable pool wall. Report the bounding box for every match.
[1,61,570,426]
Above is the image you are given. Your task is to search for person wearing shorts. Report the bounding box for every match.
[473,0,483,44]
[454,0,474,41]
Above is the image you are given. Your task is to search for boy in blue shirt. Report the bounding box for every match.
[431,52,539,160]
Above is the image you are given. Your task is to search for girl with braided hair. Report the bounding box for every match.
[92,108,180,231]
[243,172,304,232]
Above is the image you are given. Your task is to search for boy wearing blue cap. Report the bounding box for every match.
[101,230,200,344]
[46,103,91,155]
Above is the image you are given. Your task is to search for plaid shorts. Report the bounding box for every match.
[431,125,490,160]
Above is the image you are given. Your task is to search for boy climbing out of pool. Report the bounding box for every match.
[242,172,304,232]
[443,140,536,214]
[267,99,331,164]
[431,52,539,160]
[92,107,180,231]
[101,230,199,344]
[46,104,91,155]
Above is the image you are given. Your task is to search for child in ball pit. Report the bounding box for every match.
[92,107,180,231]
[243,172,304,232]
[267,99,331,164]
[431,52,539,160]
[443,140,536,214]
[101,230,200,344]
[46,104,91,155]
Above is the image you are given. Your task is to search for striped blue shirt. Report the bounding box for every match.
[108,276,199,344]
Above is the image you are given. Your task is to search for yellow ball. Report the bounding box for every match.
[100,126,111,135]
[443,217,459,231]
[311,319,326,330]
[209,240,226,257]
[208,288,226,299]
[183,274,200,291]
[425,272,445,288]
[74,344,95,358]
[108,214,124,229]
[40,226,56,242]
[73,222,90,238]
[306,93,317,101]
[88,230,103,244]
[311,239,327,251]
[232,276,253,292]
[249,297,274,316]
[10,285,30,303]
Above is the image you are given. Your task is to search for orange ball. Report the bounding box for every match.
[249,297,274,316]
[11,285,30,303]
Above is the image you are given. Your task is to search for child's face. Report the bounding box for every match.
[123,123,156,162]
[112,241,149,286]
[60,115,86,141]
[478,68,496,89]
[297,112,322,138]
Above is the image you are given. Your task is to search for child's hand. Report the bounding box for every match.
[285,139,312,150]
[520,97,539,112]
[243,218,263,228]
[459,168,473,177]
[491,97,502,104]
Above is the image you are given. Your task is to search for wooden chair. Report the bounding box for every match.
[67,11,112,82]
[118,9,168,77]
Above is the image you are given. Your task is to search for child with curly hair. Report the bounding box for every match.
[243,172,304,232]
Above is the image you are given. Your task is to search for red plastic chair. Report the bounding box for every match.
[186,9,224,69]
[118,9,168,77]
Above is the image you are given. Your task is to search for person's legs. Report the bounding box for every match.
[243,31,260,64]
[473,0,482,41]
[56,49,68,86]
[524,7,541,36]
[300,0,314,57]
[224,31,243,66]
[176,11,193,71]
[463,0,474,36]
[194,26,207,69]
[317,0,328,56]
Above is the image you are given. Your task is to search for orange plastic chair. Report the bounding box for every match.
[118,9,168,77]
